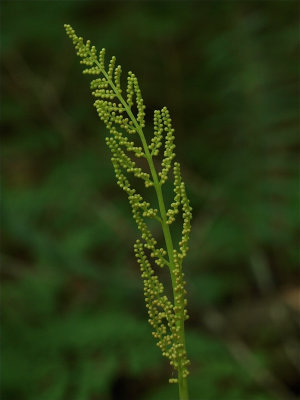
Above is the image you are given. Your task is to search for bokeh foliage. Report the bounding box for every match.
[1,1,299,400]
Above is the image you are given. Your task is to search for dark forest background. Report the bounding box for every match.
[1,1,299,400]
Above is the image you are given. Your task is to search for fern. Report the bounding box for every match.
[64,24,192,399]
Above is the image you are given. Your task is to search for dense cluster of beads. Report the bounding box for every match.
[166,162,182,225]
[134,240,189,383]
[149,109,163,156]
[134,241,190,381]
[65,24,192,384]
[166,162,192,260]
[109,127,144,158]
[178,182,192,259]
[106,136,153,187]
[159,107,176,185]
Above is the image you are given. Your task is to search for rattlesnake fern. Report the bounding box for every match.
[65,24,192,400]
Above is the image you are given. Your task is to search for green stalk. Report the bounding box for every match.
[95,62,189,400]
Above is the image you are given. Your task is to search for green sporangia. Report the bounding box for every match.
[65,24,192,400]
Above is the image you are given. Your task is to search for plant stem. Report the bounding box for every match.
[95,61,189,399]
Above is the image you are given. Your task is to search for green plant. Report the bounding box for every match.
[64,24,192,399]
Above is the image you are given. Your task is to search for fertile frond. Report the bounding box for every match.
[65,24,192,393]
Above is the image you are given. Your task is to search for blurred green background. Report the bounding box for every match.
[1,1,299,400]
